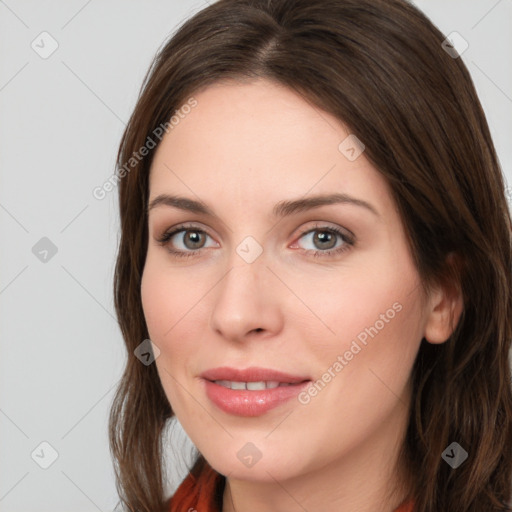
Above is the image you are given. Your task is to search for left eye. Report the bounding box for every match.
[295,228,349,252]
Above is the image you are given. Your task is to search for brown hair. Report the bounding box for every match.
[108,0,512,510]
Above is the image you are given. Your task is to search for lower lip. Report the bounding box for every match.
[203,379,311,417]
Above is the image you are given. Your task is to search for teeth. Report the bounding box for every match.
[247,381,266,390]
[214,380,289,390]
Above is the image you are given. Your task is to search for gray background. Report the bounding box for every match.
[1,1,511,511]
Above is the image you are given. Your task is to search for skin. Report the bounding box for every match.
[141,78,463,512]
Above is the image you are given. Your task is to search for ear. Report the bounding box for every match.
[423,253,464,344]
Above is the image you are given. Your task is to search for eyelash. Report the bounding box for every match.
[156,223,355,259]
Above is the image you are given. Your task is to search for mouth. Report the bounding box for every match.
[211,380,296,390]
[200,366,311,417]
[200,366,310,383]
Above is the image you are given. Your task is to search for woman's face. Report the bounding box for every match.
[141,78,430,484]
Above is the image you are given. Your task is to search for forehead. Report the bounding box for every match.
[165,78,347,157]
[148,79,393,217]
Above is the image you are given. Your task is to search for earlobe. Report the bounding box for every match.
[423,255,464,345]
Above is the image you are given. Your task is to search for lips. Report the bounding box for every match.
[200,366,311,417]
[200,366,310,384]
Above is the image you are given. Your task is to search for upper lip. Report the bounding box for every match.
[200,366,310,384]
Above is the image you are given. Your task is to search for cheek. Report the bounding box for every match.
[297,274,423,461]
[140,264,172,342]
[300,251,424,388]
[334,280,421,354]
[141,255,207,343]
[140,255,221,409]
[141,259,206,415]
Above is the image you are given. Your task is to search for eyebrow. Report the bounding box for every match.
[147,193,379,217]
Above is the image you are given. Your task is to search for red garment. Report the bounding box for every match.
[169,460,415,512]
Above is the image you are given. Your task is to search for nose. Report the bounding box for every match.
[209,258,284,343]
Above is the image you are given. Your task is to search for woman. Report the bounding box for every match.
[108,0,512,511]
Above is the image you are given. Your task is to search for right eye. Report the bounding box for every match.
[157,225,218,257]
